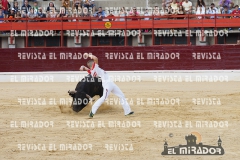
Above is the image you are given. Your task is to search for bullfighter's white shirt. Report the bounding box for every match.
[87,62,112,87]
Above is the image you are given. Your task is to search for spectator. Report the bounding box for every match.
[93,7,105,21]
[196,0,206,8]
[144,8,150,20]
[21,0,31,17]
[219,0,234,12]
[46,11,50,22]
[65,6,71,17]
[74,0,83,10]
[28,8,37,22]
[207,3,217,19]
[72,12,78,21]
[2,0,9,18]
[33,2,38,15]
[89,0,96,13]
[50,7,57,22]
[13,1,19,13]
[38,7,45,18]
[15,11,22,22]
[166,6,173,15]
[177,5,185,19]
[152,6,160,20]
[231,5,240,17]
[171,0,179,11]
[82,8,90,21]
[0,9,5,23]
[57,7,68,20]
[0,9,6,34]
[182,0,192,14]
[142,8,150,32]
[38,7,46,21]
[107,11,115,21]
[83,0,91,9]
[221,5,231,30]
[222,5,232,16]
[162,0,173,11]
[179,0,185,6]
[196,5,205,19]
[231,5,240,30]
[46,2,57,13]
[16,11,21,17]
[118,7,127,21]
[129,7,140,21]
[166,6,175,21]
[22,0,36,4]
[63,0,70,8]
[8,8,15,22]
[170,0,179,16]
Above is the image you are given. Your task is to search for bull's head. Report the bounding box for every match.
[67,75,102,113]
[68,90,90,112]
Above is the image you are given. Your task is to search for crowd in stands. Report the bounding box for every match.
[0,0,239,23]
[0,0,97,20]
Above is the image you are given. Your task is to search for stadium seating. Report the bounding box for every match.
[7,0,239,13]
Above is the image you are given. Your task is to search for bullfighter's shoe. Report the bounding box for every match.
[89,111,94,118]
[125,111,134,116]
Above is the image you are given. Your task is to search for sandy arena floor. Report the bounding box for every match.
[0,82,240,160]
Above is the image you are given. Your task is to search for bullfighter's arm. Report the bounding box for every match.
[79,65,90,71]
[88,55,98,64]
[84,53,98,64]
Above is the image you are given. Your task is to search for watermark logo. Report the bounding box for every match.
[105,144,133,151]
[154,30,228,37]
[104,52,180,60]
[192,98,221,106]
[11,30,54,37]
[17,52,92,60]
[154,121,228,128]
[10,121,54,128]
[161,132,224,155]
[11,75,54,82]
[66,121,141,128]
[17,143,92,151]
[192,52,221,60]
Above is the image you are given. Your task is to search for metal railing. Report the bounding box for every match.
[0,14,239,47]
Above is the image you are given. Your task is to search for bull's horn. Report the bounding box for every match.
[68,90,77,94]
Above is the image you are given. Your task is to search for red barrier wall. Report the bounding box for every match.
[1,45,240,72]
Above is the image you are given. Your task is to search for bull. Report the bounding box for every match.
[68,74,103,112]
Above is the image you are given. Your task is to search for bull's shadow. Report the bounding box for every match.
[68,74,103,113]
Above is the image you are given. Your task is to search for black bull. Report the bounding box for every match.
[68,75,103,112]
